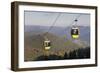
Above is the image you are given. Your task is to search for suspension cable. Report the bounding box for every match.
[44,13,61,36]
[59,14,82,36]
[43,13,81,40]
[70,14,81,26]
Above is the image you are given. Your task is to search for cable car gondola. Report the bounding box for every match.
[44,40,51,50]
[71,26,79,39]
[71,19,79,39]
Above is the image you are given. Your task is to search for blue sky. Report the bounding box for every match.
[24,11,90,27]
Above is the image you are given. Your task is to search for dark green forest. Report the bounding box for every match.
[34,47,90,61]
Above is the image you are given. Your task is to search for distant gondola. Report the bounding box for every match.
[44,40,51,50]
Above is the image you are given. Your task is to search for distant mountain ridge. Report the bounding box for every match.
[25,25,90,44]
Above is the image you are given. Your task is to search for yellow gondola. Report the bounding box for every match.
[44,40,51,50]
[71,26,79,39]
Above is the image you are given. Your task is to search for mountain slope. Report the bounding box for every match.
[24,32,89,61]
